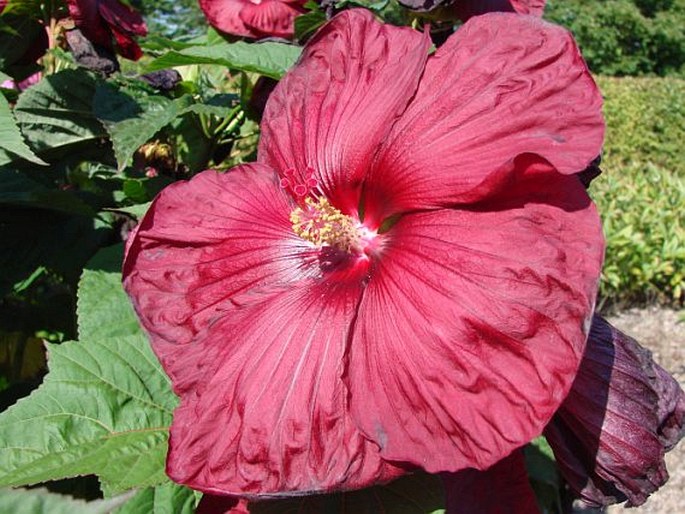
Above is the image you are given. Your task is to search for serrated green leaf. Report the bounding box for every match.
[147,41,301,79]
[0,93,47,165]
[251,472,445,514]
[0,245,177,496]
[76,244,148,342]
[0,487,134,514]
[94,84,196,171]
[13,70,107,159]
[114,482,199,514]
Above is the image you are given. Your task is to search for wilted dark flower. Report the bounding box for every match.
[545,315,685,508]
[66,0,147,60]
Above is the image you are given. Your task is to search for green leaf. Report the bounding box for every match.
[76,244,144,341]
[0,93,47,165]
[94,84,196,171]
[294,11,327,42]
[13,70,108,159]
[0,168,94,215]
[0,244,177,496]
[0,487,134,514]
[114,482,199,514]
[147,41,301,79]
[251,472,445,514]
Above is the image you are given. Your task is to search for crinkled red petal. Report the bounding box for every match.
[259,9,430,216]
[199,0,255,38]
[544,315,685,507]
[441,449,541,514]
[123,165,306,394]
[124,165,405,496]
[239,0,304,39]
[166,275,405,496]
[363,13,603,223]
[347,159,603,472]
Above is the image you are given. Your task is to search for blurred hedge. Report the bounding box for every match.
[545,0,685,77]
[592,76,685,308]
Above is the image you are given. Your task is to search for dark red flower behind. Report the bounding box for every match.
[545,315,685,507]
[124,9,604,499]
[67,0,147,60]
[199,0,307,39]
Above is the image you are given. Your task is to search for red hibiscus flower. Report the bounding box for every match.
[199,0,307,39]
[66,0,147,60]
[123,9,604,498]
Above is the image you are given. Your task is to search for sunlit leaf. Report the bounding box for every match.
[13,70,108,159]
[0,487,133,514]
[114,482,199,514]
[0,93,47,165]
[147,41,301,79]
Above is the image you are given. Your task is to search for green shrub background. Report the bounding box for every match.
[592,76,685,308]
[546,0,685,77]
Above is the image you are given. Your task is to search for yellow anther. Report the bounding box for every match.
[290,197,360,252]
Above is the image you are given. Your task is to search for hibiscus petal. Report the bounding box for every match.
[124,165,405,496]
[123,165,309,394]
[544,315,685,507]
[259,9,431,215]
[441,449,541,514]
[239,0,303,39]
[166,279,405,496]
[200,0,252,38]
[347,161,603,472]
[363,13,603,222]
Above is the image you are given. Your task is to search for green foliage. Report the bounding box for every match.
[0,93,47,166]
[0,245,178,496]
[147,41,302,79]
[13,70,110,160]
[592,76,685,306]
[545,0,685,77]
[0,487,133,514]
[113,482,199,514]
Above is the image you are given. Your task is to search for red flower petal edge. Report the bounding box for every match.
[544,315,685,507]
[441,449,541,514]
[199,0,307,39]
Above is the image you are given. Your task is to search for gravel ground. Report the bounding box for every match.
[576,307,685,514]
